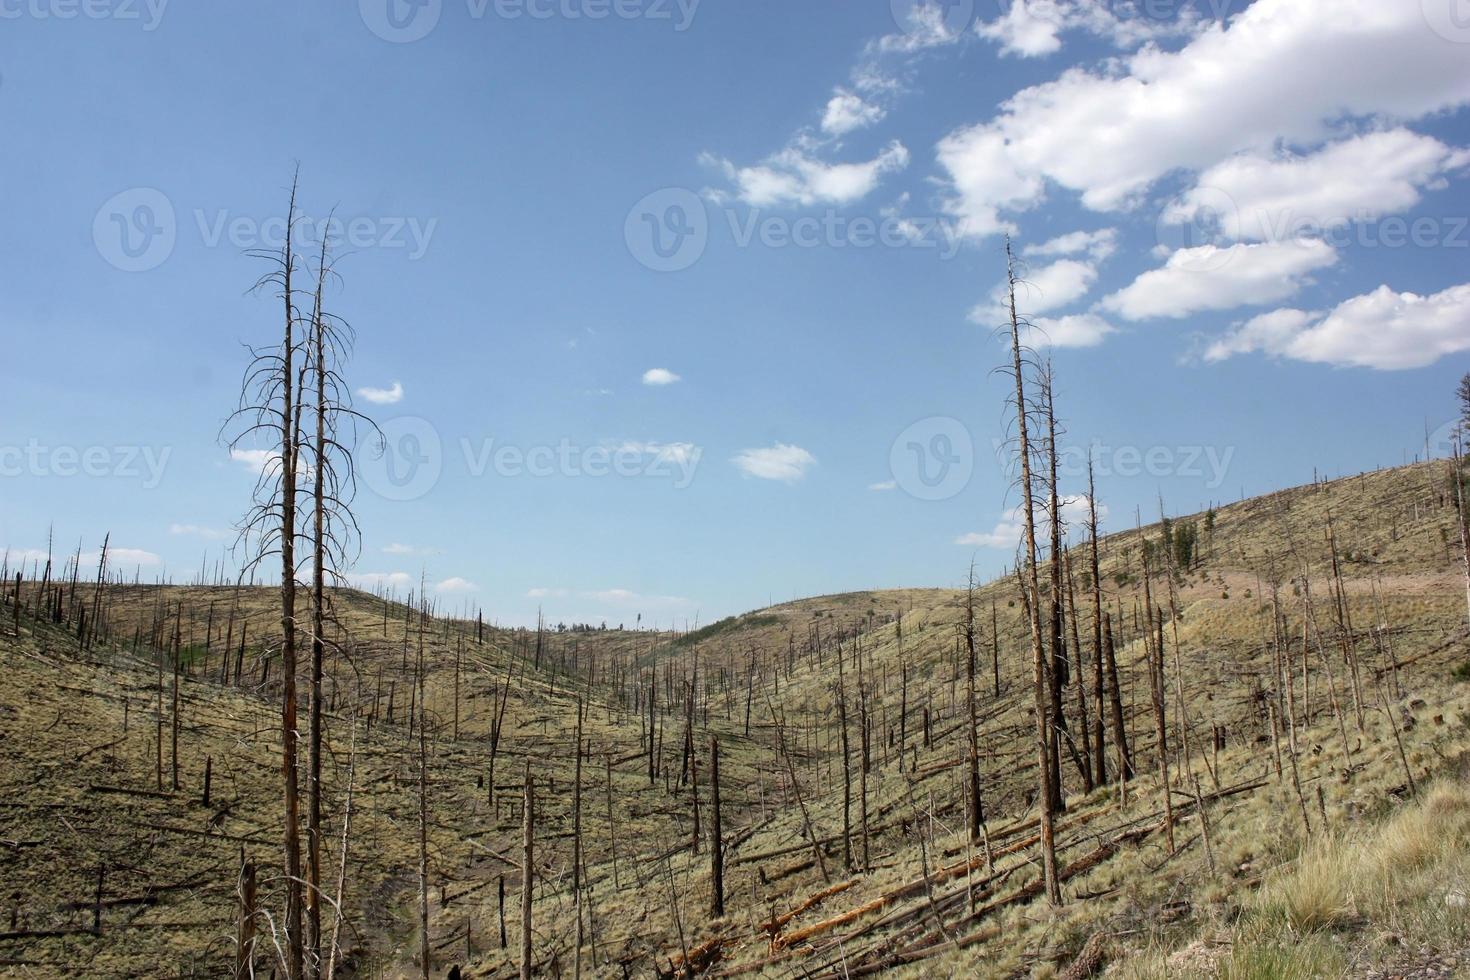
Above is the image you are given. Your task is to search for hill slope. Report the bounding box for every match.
[1,459,1468,977]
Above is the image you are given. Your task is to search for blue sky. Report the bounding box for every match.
[2,0,1468,628]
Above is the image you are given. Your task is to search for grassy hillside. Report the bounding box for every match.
[1,459,1467,977]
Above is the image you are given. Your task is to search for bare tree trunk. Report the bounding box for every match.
[236,861,257,980]
[1087,458,1108,787]
[709,736,725,919]
[573,702,584,980]
[1004,237,1061,905]
[520,761,535,980]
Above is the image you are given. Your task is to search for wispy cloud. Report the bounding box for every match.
[170,523,229,540]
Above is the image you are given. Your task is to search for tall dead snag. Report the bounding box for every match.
[520,760,535,980]
[1138,530,1174,854]
[304,222,374,979]
[225,174,305,980]
[1454,432,1470,626]
[1086,456,1108,788]
[1041,367,1082,806]
[573,702,585,980]
[1101,612,1132,785]
[709,736,725,919]
[963,565,984,843]
[836,643,854,872]
[416,599,430,980]
[1003,238,1062,905]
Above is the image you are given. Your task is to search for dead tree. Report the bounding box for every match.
[1003,238,1062,905]
[963,565,983,843]
[520,760,535,980]
[224,173,306,980]
[709,736,725,919]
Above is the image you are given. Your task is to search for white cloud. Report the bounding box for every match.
[876,2,970,53]
[436,577,479,593]
[957,495,1106,548]
[706,141,910,209]
[732,444,817,483]
[1101,239,1338,321]
[642,368,681,386]
[1205,283,1470,370]
[169,523,229,539]
[869,480,897,491]
[613,440,699,465]
[977,0,1204,58]
[357,381,404,405]
[229,448,275,474]
[1166,130,1470,242]
[822,91,885,136]
[940,0,1470,232]
[972,256,1105,326]
[1021,313,1118,349]
[89,547,163,569]
[347,571,416,591]
[1023,228,1117,262]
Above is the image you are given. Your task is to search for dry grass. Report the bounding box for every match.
[1,459,1468,977]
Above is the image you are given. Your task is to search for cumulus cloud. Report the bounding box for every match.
[642,368,681,386]
[436,577,479,593]
[1023,228,1118,262]
[957,495,1105,549]
[704,141,910,209]
[1020,313,1118,349]
[1101,239,1337,320]
[822,91,885,135]
[1205,283,1470,370]
[978,257,1099,323]
[357,381,404,405]
[732,444,817,483]
[939,0,1470,233]
[1165,130,1470,242]
[869,480,897,491]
